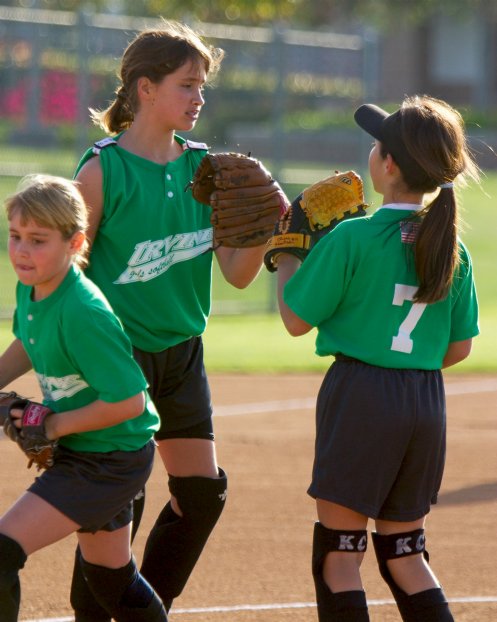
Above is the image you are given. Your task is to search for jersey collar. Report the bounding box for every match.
[380,203,424,211]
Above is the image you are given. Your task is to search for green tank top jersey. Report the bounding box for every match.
[284,204,479,370]
[13,266,160,452]
[75,135,213,352]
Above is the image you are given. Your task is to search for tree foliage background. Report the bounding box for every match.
[4,0,496,29]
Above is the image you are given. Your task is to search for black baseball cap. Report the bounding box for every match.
[354,103,428,185]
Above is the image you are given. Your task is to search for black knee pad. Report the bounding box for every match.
[405,588,454,621]
[372,530,453,622]
[141,468,227,605]
[71,547,111,622]
[373,528,427,562]
[312,521,368,577]
[372,528,427,592]
[0,534,27,622]
[71,489,145,622]
[168,467,228,525]
[81,556,167,622]
[312,523,369,622]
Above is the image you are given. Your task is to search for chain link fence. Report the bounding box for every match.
[0,5,378,318]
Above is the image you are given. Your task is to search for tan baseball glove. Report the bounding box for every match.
[264,170,368,271]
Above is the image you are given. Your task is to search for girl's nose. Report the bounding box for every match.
[16,241,30,256]
[193,89,205,105]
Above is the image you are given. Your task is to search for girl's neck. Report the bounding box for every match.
[32,265,72,302]
[118,125,182,165]
[382,190,424,206]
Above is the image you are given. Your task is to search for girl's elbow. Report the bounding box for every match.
[442,339,473,368]
[227,276,251,290]
[123,392,146,420]
[226,268,260,289]
[287,326,304,337]
[284,317,311,337]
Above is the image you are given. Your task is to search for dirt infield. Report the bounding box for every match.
[1,372,496,622]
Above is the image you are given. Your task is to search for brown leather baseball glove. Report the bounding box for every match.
[0,391,57,470]
[189,152,287,248]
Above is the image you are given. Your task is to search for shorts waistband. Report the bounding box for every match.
[334,353,439,374]
[334,353,365,364]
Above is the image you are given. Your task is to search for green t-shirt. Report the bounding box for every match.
[75,135,213,352]
[13,266,160,452]
[284,204,479,370]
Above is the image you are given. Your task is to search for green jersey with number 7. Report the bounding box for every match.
[283,203,478,369]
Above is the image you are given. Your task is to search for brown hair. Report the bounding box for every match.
[380,95,479,303]
[5,174,89,267]
[91,19,224,134]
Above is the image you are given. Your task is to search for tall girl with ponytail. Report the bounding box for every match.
[273,95,480,621]
[70,20,276,622]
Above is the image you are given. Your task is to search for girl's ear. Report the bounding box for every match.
[136,76,156,102]
[69,231,86,254]
[384,153,403,181]
[384,153,396,174]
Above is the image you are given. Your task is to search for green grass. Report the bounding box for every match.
[0,309,493,374]
[202,313,496,376]
[1,146,496,373]
[204,171,497,374]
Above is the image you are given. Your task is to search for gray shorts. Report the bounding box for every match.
[308,357,446,521]
[28,440,155,533]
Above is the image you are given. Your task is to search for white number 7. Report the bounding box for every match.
[391,284,427,354]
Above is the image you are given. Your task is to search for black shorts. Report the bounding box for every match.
[28,440,155,533]
[308,358,446,521]
[133,336,214,440]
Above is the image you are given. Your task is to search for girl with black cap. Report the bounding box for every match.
[272,95,480,621]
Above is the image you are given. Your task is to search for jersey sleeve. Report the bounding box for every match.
[449,243,479,342]
[283,228,351,326]
[66,306,148,403]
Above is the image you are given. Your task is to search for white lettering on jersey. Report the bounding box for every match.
[115,228,213,284]
[36,373,89,402]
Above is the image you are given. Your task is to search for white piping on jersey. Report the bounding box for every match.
[183,139,209,150]
[92,137,117,154]
[381,203,424,211]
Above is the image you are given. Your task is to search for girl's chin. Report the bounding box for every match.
[182,118,197,129]
[16,272,36,285]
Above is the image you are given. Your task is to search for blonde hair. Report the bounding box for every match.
[381,95,479,303]
[91,19,224,134]
[5,174,89,267]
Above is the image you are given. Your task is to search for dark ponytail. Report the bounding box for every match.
[413,187,458,303]
[392,96,479,303]
[91,85,135,134]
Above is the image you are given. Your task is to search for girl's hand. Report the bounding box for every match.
[9,407,23,429]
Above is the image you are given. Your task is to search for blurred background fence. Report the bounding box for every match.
[0,5,378,166]
[0,5,379,318]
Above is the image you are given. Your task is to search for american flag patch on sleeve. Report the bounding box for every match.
[400,221,420,244]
